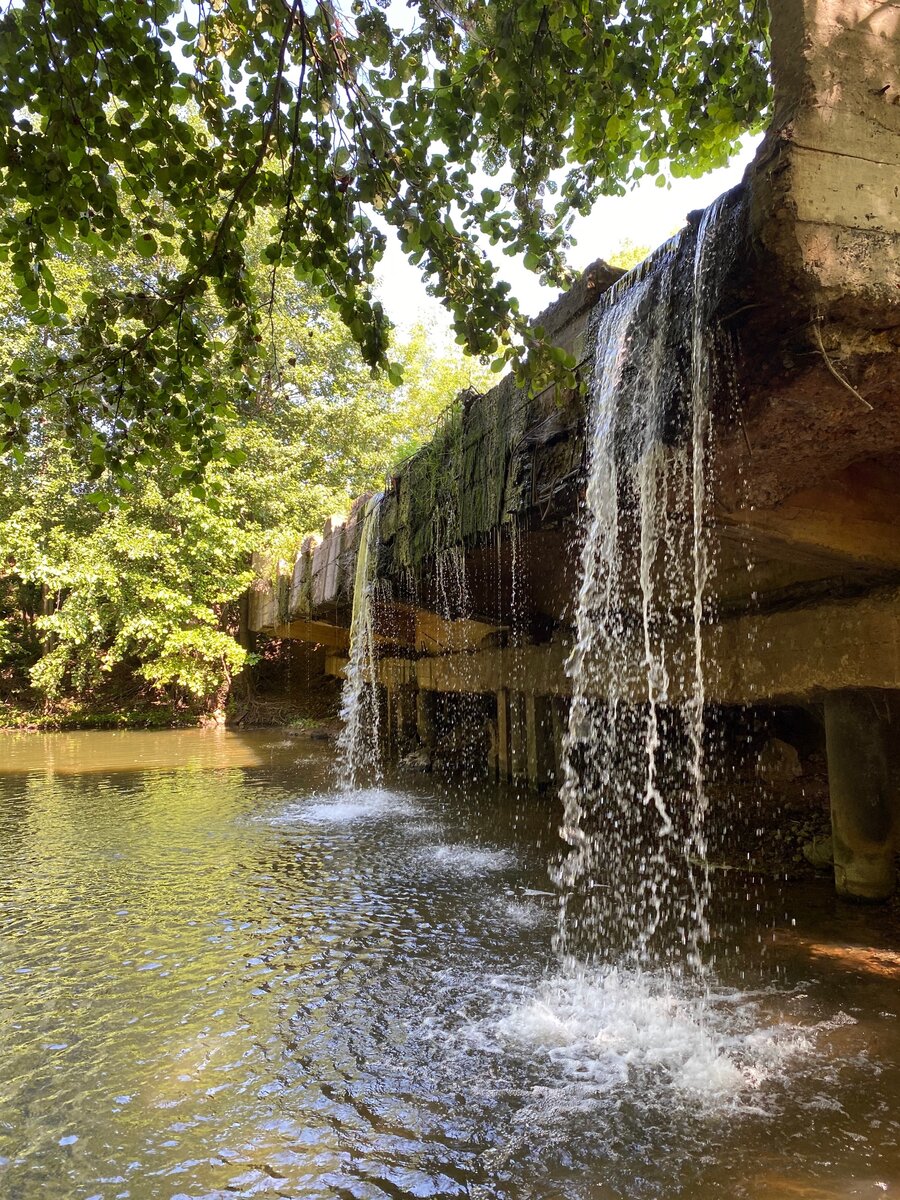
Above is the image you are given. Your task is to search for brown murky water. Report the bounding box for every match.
[0,729,899,1199]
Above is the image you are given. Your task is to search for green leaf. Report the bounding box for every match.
[0,0,771,480]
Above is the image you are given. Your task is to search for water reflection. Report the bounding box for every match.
[0,731,898,1198]
[0,726,298,775]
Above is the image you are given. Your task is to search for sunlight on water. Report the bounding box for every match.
[1,732,899,1200]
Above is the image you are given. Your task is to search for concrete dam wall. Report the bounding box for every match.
[250,0,900,903]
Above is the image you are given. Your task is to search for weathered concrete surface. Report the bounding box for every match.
[253,0,900,630]
[273,618,350,650]
[719,457,900,572]
[722,0,900,520]
[754,0,900,326]
[249,1,900,895]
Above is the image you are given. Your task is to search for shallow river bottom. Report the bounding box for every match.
[1,729,899,1199]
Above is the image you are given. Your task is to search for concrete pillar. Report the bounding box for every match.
[383,685,395,753]
[394,686,418,754]
[496,688,511,781]
[486,719,499,780]
[525,694,555,788]
[824,690,899,901]
[416,689,437,750]
[551,697,568,780]
[377,685,392,753]
[509,691,527,783]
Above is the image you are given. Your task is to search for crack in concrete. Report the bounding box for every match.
[791,139,898,168]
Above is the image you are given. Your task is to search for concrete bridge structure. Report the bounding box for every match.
[250,0,900,902]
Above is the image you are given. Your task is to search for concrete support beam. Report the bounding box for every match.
[416,690,437,751]
[274,619,351,649]
[551,697,569,782]
[324,652,349,678]
[385,589,900,705]
[714,590,900,703]
[825,690,900,901]
[415,643,569,698]
[383,686,395,754]
[496,689,511,781]
[414,609,505,655]
[376,686,391,754]
[486,718,499,781]
[720,460,900,572]
[508,691,528,782]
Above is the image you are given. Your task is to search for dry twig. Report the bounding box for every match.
[812,321,873,411]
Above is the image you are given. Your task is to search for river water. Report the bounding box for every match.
[1,729,899,1199]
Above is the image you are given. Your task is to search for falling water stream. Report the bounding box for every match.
[336,493,384,789]
[556,198,739,971]
[544,195,767,1130]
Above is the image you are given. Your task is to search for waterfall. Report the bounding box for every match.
[336,492,384,789]
[555,194,740,971]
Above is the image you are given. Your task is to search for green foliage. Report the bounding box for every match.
[0,239,482,711]
[0,0,771,467]
[608,239,653,272]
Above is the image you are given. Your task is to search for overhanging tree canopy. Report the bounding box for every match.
[0,231,488,711]
[0,0,770,470]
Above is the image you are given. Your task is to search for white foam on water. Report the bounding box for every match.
[499,899,550,929]
[425,844,515,875]
[269,788,416,826]
[404,820,444,839]
[495,968,822,1111]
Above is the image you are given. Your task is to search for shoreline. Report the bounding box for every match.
[0,704,340,736]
